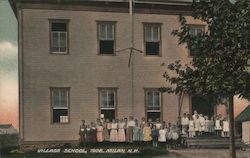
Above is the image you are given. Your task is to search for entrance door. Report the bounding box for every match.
[191,96,214,118]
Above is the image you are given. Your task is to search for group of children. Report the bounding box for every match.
[78,111,230,149]
[79,116,180,149]
[181,110,230,138]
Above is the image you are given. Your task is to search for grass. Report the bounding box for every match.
[1,142,169,158]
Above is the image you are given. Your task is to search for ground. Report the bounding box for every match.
[155,149,250,158]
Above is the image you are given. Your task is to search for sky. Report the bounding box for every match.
[0,0,18,128]
[0,0,248,130]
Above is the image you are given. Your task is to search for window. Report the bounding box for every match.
[144,24,161,56]
[97,22,115,55]
[145,89,161,121]
[50,21,68,54]
[188,25,205,56]
[51,88,70,123]
[99,88,117,120]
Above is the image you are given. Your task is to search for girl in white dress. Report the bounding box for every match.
[199,114,205,136]
[194,114,200,136]
[223,118,229,137]
[158,126,167,147]
[188,117,195,138]
[215,115,222,137]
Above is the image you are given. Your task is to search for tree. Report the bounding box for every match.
[163,0,250,158]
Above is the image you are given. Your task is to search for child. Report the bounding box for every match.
[155,118,162,130]
[181,113,189,135]
[110,119,118,142]
[188,117,195,138]
[166,127,173,149]
[151,125,159,147]
[204,116,210,136]
[143,123,152,144]
[158,126,167,147]
[199,114,205,136]
[172,126,179,149]
[215,115,222,137]
[96,122,104,142]
[194,114,200,136]
[208,116,215,136]
[118,118,126,142]
[223,118,229,137]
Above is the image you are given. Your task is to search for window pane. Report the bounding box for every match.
[60,89,67,107]
[153,92,160,107]
[145,25,151,41]
[53,90,60,106]
[147,112,160,122]
[52,32,59,52]
[152,26,159,41]
[101,91,108,107]
[146,42,160,55]
[52,89,68,107]
[189,27,196,35]
[108,91,114,107]
[101,109,115,120]
[100,40,114,54]
[53,109,68,123]
[52,23,66,31]
[106,24,114,40]
[99,23,106,40]
[147,91,153,107]
[59,32,67,52]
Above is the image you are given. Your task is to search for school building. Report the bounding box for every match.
[10,0,231,143]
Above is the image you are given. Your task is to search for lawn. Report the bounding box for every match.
[1,142,169,158]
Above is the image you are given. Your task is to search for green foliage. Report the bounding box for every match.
[164,0,250,100]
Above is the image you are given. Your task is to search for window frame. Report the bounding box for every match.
[144,88,162,121]
[98,87,118,120]
[143,23,162,57]
[96,21,116,56]
[187,24,205,57]
[50,87,71,124]
[49,19,70,55]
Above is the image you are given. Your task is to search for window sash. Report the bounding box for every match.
[145,25,160,42]
[100,90,115,108]
[146,90,160,111]
[189,26,204,36]
[98,23,114,40]
[52,89,69,108]
[51,31,67,53]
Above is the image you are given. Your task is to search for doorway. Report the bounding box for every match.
[191,96,215,118]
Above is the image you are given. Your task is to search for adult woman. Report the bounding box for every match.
[118,118,126,142]
[110,119,118,142]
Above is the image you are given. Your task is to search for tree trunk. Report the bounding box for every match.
[228,95,236,158]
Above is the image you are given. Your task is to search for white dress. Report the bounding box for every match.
[215,119,222,130]
[188,120,195,132]
[158,129,167,142]
[223,121,229,132]
[199,117,205,132]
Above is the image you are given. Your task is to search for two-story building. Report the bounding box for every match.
[10,0,228,143]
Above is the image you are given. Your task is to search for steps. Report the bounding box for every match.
[185,136,244,149]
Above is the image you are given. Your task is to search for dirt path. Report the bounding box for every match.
[155,149,250,158]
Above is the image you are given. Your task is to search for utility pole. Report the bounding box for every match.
[116,0,143,117]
